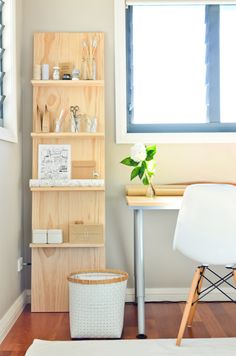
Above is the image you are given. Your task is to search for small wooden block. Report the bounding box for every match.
[72,160,96,179]
[69,222,103,244]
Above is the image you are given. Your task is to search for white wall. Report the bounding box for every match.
[22,0,236,289]
[0,0,23,319]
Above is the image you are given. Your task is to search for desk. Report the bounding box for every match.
[126,195,183,338]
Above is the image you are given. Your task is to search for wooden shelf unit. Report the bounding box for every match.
[30,32,105,312]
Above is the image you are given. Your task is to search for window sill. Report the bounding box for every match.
[0,127,18,143]
[116,131,236,144]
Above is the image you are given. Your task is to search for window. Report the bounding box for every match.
[115,0,236,143]
[0,0,18,143]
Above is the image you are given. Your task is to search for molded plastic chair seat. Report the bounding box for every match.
[173,184,236,346]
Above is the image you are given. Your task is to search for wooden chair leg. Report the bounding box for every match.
[176,267,202,346]
[233,269,236,284]
[187,266,205,327]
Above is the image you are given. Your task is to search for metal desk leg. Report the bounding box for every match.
[134,209,147,339]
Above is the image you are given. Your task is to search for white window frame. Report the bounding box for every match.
[114,0,236,143]
[0,0,18,143]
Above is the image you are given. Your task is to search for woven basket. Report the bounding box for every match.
[67,269,128,338]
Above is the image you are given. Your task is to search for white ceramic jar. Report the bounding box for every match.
[53,66,60,80]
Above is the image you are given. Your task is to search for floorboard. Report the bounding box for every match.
[0,302,236,354]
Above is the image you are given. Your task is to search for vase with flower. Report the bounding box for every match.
[120,143,157,198]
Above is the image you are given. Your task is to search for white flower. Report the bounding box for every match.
[147,159,156,173]
[130,143,147,162]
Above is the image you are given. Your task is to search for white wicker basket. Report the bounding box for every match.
[67,269,128,339]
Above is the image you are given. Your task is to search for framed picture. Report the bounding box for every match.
[38,144,71,180]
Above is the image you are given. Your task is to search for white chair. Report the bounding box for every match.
[173,184,236,346]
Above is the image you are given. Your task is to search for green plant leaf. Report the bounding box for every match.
[131,166,140,180]
[146,144,157,153]
[142,176,149,185]
[138,162,146,179]
[147,171,155,178]
[120,157,139,167]
[146,145,157,161]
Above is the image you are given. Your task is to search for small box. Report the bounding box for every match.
[72,160,96,179]
[47,229,63,244]
[59,62,73,77]
[69,223,103,245]
[32,229,47,244]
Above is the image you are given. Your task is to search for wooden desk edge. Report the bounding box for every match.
[125,195,183,208]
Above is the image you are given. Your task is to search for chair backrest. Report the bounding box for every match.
[173,184,236,265]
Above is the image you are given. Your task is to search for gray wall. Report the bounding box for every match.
[22,0,236,290]
[0,0,23,319]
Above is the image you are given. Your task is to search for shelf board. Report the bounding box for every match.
[30,243,104,248]
[31,80,104,87]
[31,132,104,138]
[30,186,105,192]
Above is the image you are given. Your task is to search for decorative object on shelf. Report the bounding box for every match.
[55,108,67,133]
[42,104,50,132]
[70,105,80,132]
[86,116,97,133]
[93,171,100,179]
[87,57,96,80]
[32,229,47,244]
[59,62,73,77]
[72,160,95,179]
[47,229,63,244]
[72,68,80,80]
[37,105,43,132]
[121,143,157,198]
[69,222,104,244]
[62,73,71,80]
[33,64,41,80]
[41,64,50,80]
[38,144,71,180]
[29,178,104,187]
[52,66,60,80]
[81,38,97,80]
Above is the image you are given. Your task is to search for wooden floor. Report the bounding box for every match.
[0,302,236,355]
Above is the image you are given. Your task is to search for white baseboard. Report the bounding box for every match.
[26,287,236,305]
[125,287,236,303]
[26,289,31,304]
[0,287,233,344]
[0,290,28,343]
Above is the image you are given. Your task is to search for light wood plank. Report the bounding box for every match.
[31,80,104,87]
[32,85,104,133]
[126,195,183,209]
[32,136,104,179]
[34,32,104,79]
[31,132,104,138]
[30,186,105,192]
[32,191,105,243]
[31,246,105,312]
[30,243,104,248]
